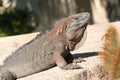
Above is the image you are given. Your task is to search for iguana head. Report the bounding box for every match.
[65,12,90,51]
[53,12,90,51]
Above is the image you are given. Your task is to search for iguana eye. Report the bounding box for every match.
[72,17,79,20]
[74,17,79,20]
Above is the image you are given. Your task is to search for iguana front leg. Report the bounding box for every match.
[64,51,74,64]
[0,66,16,80]
[53,46,83,70]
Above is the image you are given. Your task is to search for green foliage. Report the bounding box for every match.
[0,7,37,37]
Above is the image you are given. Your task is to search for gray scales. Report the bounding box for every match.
[0,12,90,80]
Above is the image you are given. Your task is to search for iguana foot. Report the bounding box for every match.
[73,57,86,64]
[61,63,83,70]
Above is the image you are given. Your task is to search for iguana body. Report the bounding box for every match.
[0,12,90,80]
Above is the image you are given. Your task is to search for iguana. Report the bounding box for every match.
[0,12,90,80]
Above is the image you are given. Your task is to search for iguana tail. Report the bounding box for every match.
[0,65,16,80]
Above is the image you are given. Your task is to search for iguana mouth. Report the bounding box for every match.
[67,12,90,31]
[76,12,90,28]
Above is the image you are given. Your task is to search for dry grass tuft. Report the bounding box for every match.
[100,26,120,80]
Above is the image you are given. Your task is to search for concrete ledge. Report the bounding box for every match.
[0,21,120,80]
[18,56,104,80]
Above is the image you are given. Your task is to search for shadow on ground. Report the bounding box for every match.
[73,52,99,58]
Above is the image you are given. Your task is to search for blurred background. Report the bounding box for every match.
[0,0,120,37]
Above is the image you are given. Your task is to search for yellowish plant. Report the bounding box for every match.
[100,26,120,80]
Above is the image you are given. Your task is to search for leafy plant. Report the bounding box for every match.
[0,6,37,37]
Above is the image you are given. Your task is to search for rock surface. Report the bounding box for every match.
[0,21,120,80]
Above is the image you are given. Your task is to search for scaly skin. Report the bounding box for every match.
[0,12,90,80]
